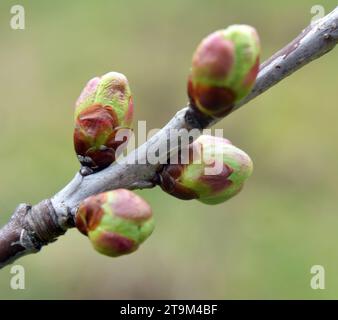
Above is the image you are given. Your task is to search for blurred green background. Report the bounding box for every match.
[0,0,337,299]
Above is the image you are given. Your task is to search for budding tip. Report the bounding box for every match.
[76,190,154,258]
[192,31,235,81]
[75,76,101,108]
[74,71,134,171]
[159,135,253,205]
[100,71,129,88]
[110,189,153,221]
[188,24,261,117]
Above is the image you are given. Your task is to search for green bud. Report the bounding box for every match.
[76,189,155,257]
[74,72,134,172]
[188,25,260,117]
[159,135,253,205]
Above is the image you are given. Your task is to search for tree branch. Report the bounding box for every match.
[0,7,337,268]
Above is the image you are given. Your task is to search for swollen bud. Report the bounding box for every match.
[74,72,134,172]
[188,25,260,117]
[76,189,155,257]
[158,135,253,205]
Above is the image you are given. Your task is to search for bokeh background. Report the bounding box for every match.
[0,0,337,299]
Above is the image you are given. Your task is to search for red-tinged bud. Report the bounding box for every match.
[76,189,155,257]
[158,135,253,205]
[74,72,134,172]
[188,25,260,117]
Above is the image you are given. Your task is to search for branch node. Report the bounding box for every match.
[25,199,72,246]
[184,106,215,130]
[80,166,94,177]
